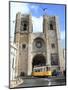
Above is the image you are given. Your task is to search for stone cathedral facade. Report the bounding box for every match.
[14,12,64,76]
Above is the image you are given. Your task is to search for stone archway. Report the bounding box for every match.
[32,54,46,70]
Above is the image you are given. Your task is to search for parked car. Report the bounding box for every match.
[52,70,62,76]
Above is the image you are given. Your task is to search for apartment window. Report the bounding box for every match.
[51,43,55,48]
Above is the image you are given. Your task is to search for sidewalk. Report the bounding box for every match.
[10,78,24,88]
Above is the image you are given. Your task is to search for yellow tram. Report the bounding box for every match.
[32,66,52,77]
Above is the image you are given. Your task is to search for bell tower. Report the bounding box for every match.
[14,12,32,76]
[43,15,63,71]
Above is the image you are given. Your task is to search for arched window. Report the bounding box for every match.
[21,19,28,31]
[22,44,26,49]
[23,23,27,31]
[50,23,53,30]
[49,20,54,30]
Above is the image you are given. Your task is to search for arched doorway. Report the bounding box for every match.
[32,54,46,69]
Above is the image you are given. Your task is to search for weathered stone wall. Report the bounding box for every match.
[14,13,65,76]
[14,13,32,76]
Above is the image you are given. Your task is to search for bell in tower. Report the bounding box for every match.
[14,12,33,43]
[20,15,29,32]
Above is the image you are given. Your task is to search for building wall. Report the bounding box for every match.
[10,43,17,80]
[15,13,32,76]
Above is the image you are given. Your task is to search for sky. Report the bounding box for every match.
[10,2,66,48]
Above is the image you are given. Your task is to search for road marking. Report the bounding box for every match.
[48,81,51,86]
[44,79,51,81]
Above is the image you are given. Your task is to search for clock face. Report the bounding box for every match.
[36,41,42,48]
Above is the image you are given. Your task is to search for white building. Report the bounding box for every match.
[10,43,17,81]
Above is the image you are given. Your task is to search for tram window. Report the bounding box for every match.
[38,69,40,72]
[33,69,36,72]
[35,70,37,72]
[46,67,50,71]
[41,68,43,71]
[33,69,35,72]
[40,68,42,72]
[43,68,45,71]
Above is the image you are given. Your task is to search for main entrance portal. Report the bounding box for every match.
[32,54,46,69]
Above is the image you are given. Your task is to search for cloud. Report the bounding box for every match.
[10,2,30,42]
[32,16,43,32]
[30,5,39,13]
[10,2,65,48]
[10,2,30,21]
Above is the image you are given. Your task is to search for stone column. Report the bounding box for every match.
[15,43,20,77]
[55,16,63,71]
[27,34,32,76]
[46,37,51,65]
[43,16,51,66]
